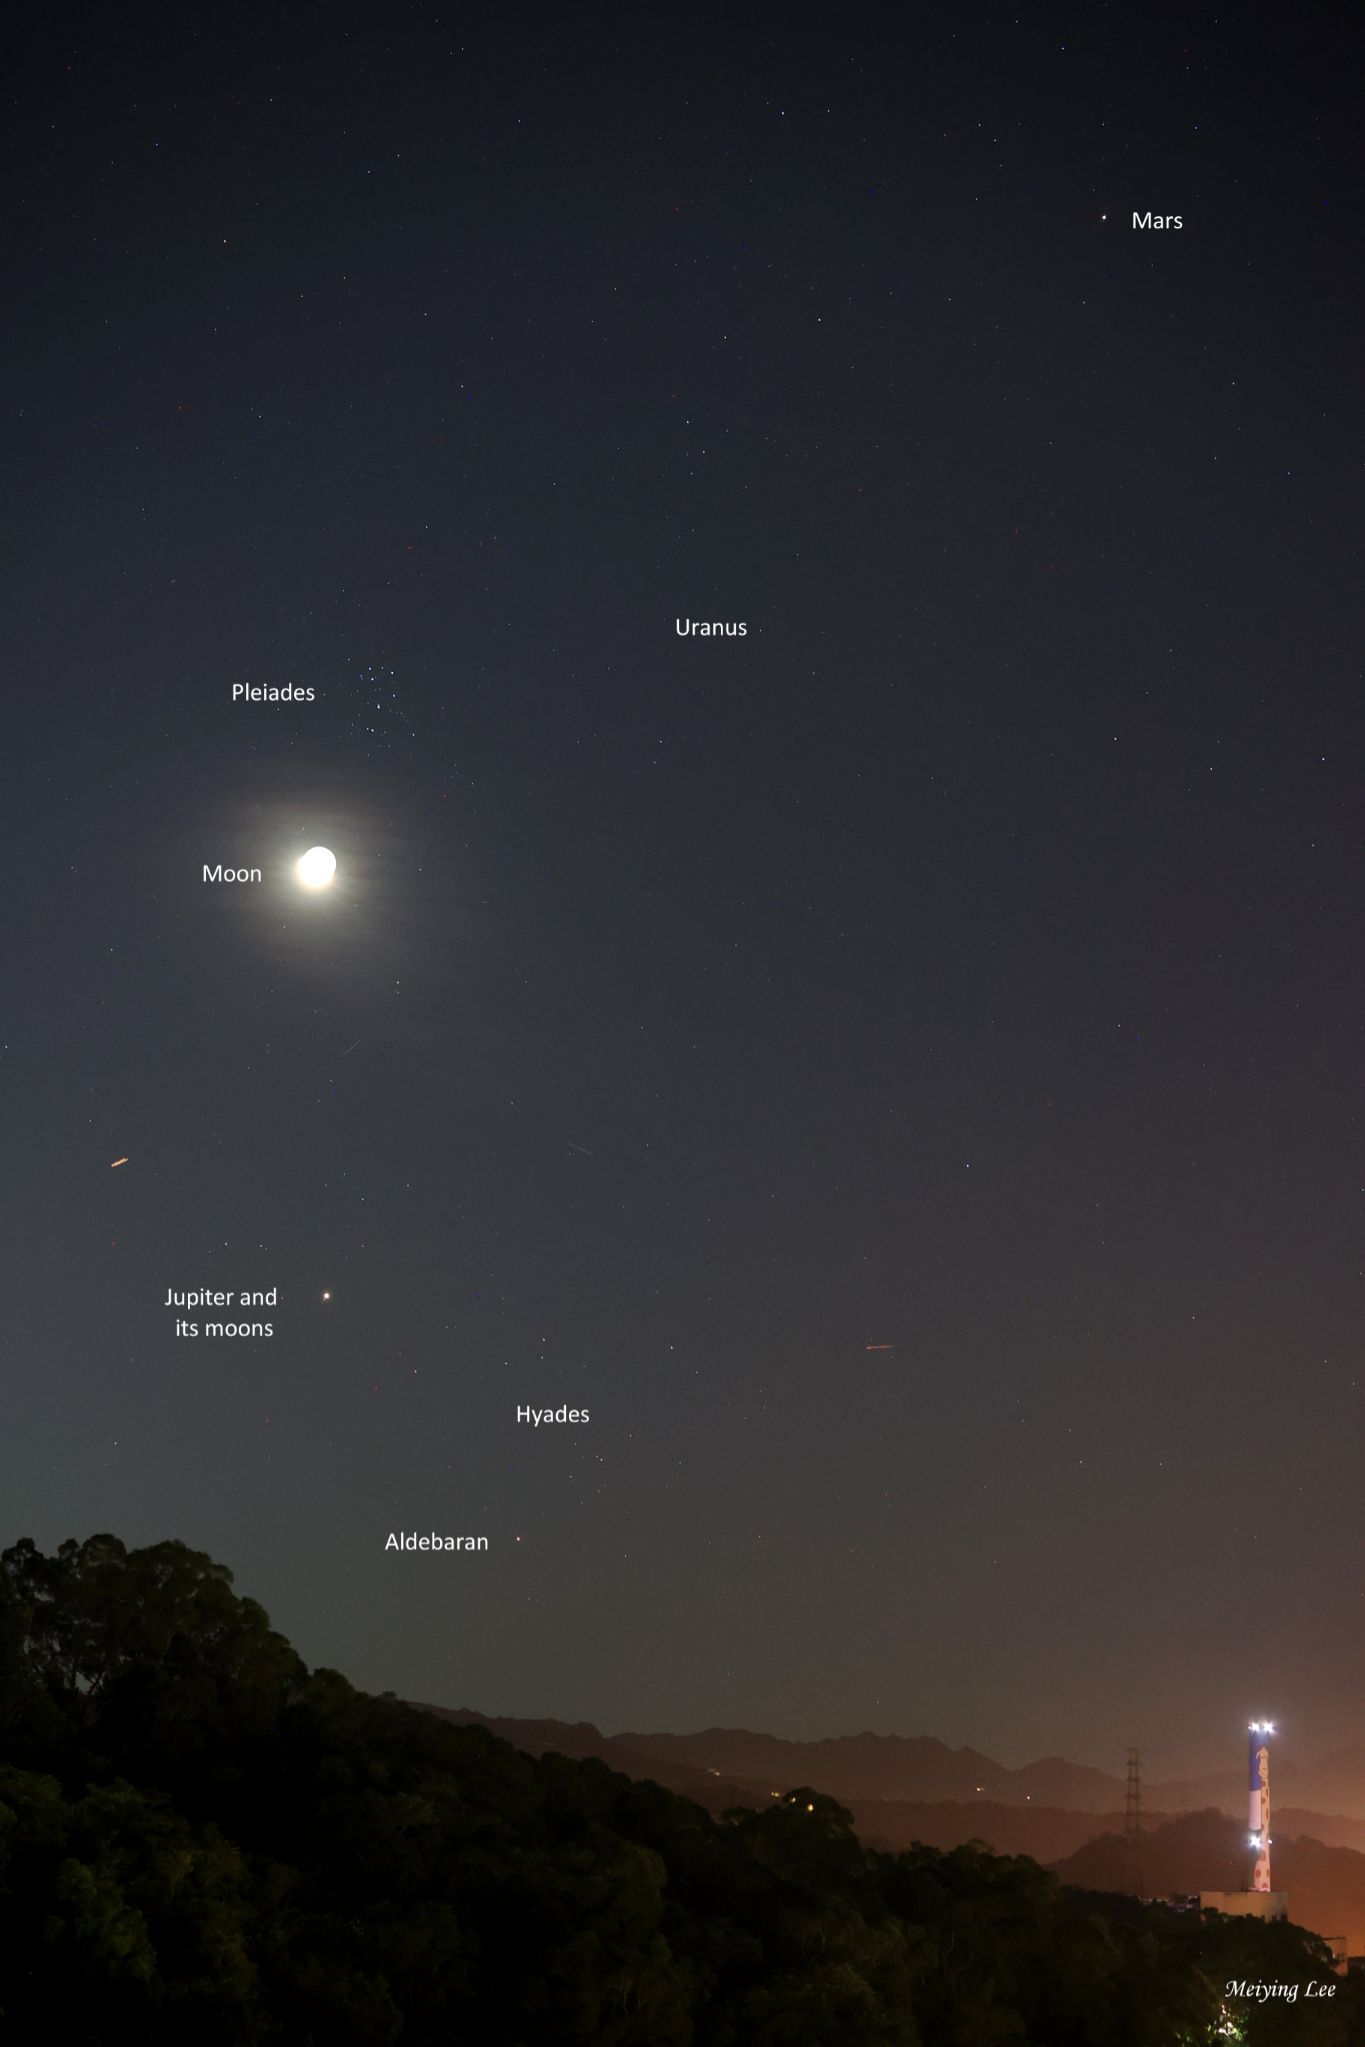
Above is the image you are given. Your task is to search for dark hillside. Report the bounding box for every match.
[1,1536,1356,2044]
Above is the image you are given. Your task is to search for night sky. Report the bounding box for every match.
[4,6,1359,1779]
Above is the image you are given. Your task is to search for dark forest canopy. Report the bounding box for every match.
[0,1536,1357,2044]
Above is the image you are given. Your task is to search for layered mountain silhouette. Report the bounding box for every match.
[1056,1811,1365,1953]
[421,1709,1365,1820]
[419,1709,1123,1808]
[1147,1748,1365,1823]
[419,1707,1365,1952]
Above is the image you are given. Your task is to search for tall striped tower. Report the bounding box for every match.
[1248,1721,1274,1893]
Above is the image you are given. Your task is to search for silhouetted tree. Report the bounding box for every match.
[0,1534,1357,2045]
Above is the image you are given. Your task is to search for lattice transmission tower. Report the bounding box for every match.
[1124,1746,1144,1897]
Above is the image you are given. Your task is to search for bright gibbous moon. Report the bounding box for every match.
[297,846,336,890]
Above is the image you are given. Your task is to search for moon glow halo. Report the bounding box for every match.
[297,846,337,889]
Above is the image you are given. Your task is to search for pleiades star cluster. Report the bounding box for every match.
[2,2,1359,1781]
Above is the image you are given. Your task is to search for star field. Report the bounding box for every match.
[1,3,1360,1781]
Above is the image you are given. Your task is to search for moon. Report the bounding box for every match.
[296,846,337,889]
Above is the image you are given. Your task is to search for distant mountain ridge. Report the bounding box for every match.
[419,1707,1365,1821]
[420,1707,1123,1807]
[1055,1811,1365,1953]
[1148,1748,1365,1823]
[416,1706,1365,1955]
